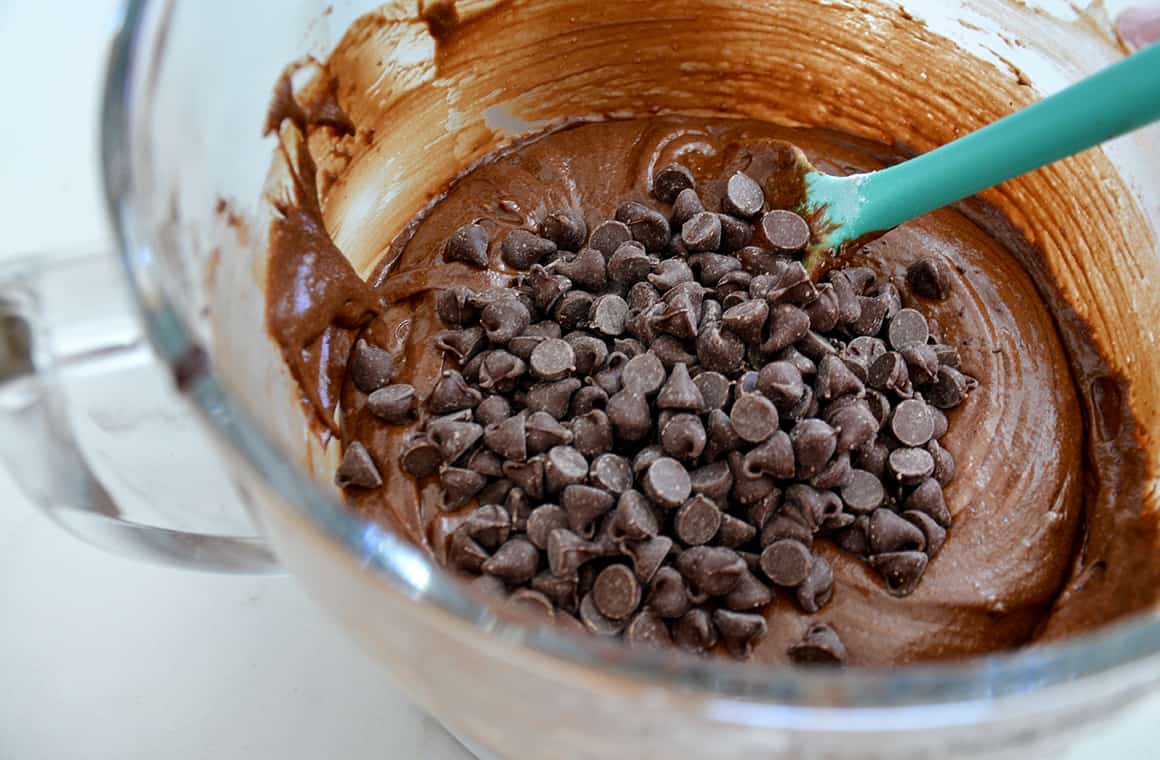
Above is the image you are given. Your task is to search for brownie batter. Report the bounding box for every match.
[259,3,1157,667]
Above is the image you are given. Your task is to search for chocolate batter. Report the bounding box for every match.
[260,2,1157,667]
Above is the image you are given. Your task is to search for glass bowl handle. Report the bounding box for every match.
[0,247,280,573]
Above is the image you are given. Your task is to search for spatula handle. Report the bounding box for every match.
[850,42,1160,240]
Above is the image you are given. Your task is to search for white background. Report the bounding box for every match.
[0,1,1155,758]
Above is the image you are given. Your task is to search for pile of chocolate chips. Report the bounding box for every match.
[336,163,977,664]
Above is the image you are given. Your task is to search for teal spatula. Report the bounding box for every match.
[803,41,1160,255]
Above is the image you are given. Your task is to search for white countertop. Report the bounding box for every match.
[0,1,1156,758]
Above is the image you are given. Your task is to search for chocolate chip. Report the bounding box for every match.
[643,457,692,508]
[612,489,659,541]
[589,220,632,257]
[556,248,609,291]
[674,608,718,653]
[674,495,723,546]
[875,282,903,319]
[724,569,774,611]
[828,402,879,454]
[366,383,416,424]
[760,510,812,548]
[528,338,575,382]
[478,349,526,392]
[762,304,810,354]
[804,284,840,333]
[741,431,794,480]
[607,389,652,442]
[470,395,508,427]
[526,264,572,313]
[527,504,569,549]
[868,351,911,396]
[646,336,694,370]
[851,296,888,337]
[506,588,555,619]
[718,213,754,252]
[727,393,777,444]
[903,509,947,556]
[503,456,546,501]
[888,447,935,485]
[544,444,588,493]
[591,564,642,620]
[589,294,629,336]
[449,529,489,572]
[579,592,628,635]
[476,477,514,506]
[730,466,778,507]
[681,211,722,253]
[700,409,739,461]
[439,466,487,509]
[870,551,928,597]
[844,337,887,381]
[790,418,837,479]
[713,609,767,658]
[697,324,745,374]
[501,229,556,270]
[562,483,615,536]
[815,354,865,401]
[929,406,949,439]
[720,300,767,348]
[615,201,670,252]
[335,441,382,489]
[852,439,890,479]
[788,623,847,666]
[461,504,512,549]
[676,546,747,596]
[547,528,603,577]
[571,409,614,457]
[484,413,527,461]
[760,538,812,586]
[480,297,532,345]
[828,271,862,325]
[907,257,952,300]
[689,460,733,504]
[435,285,479,325]
[759,209,810,253]
[932,343,961,368]
[532,570,579,612]
[660,413,707,461]
[444,223,490,267]
[669,188,705,228]
[797,331,839,363]
[869,508,926,554]
[834,515,870,555]
[900,343,941,386]
[786,483,842,531]
[891,398,935,447]
[887,308,930,350]
[470,573,508,598]
[795,554,834,613]
[553,290,595,331]
[653,163,696,202]
[539,209,587,251]
[715,514,757,550]
[399,433,443,477]
[621,351,666,394]
[562,335,606,378]
[810,452,852,490]
[623,535,673,583]
[722,172,764,218]
[526,377,582,419]
[579,454,626,496]
[608,242,652,285]
[839,469,885,514]
[905,477,951,527]
[625,609,673,647]
[648,567,691,618]
[927,366,977,409]
[466,448,504,478]
[482,537,539,584]
[927,440,956,486]
[350,339,395,394]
